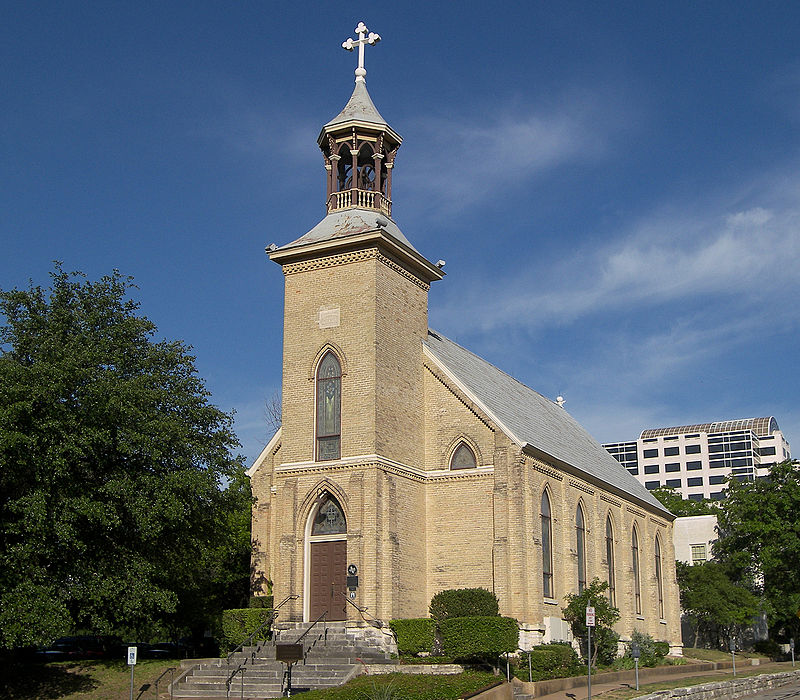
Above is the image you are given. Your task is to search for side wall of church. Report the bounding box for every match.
[249,439,280,596]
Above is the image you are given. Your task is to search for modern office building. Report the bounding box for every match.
[603,417,791,500]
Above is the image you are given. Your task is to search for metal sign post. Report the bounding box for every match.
[730,636,736,677]
[127,646,137,700]
[586,607,595,700]
[790,638,795,667]
[631,642,640,690]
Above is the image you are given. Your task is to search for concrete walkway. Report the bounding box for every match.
[529,660,798,700]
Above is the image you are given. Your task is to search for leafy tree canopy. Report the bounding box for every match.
[676,561,761,648]
[0,266,251,648]
[649,487,719,517]
[713,459,800,638]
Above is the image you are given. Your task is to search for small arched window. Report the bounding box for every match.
[655,536,664,619]
[541,490,554,598]
[450,442,477,470]
[632,526,642,615]
[576,503,587,593]
[605,515,616,606]
[316,351,341,461]
[311,493,346,535]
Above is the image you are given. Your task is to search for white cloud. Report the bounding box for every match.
[398,87,630,214]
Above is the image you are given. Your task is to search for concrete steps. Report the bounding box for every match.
[172,621,398,698]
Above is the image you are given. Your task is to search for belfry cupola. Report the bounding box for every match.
[318,22,401,219]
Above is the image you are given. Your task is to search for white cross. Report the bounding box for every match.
[342,21,381,83]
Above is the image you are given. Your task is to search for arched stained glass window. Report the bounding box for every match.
[541,490,554,598]
[606,515,616,606]
[576,503,587,593]
[316,352,341,461]
[311,494,346,535]
[655,536,664,619]
[632,526,642,615]
[450,442,477,469]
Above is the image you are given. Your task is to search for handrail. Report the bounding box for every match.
[151,665,176,699]
[338,592,396,640]
[225,594,299,666]
[292,611,327,645]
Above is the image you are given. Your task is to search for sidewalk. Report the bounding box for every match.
[526,659,797,700]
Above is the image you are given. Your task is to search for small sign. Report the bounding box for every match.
[348,564,358,576]
[791,639,795,651]
[631,642,640,659]
[349,590,356,599]
[586,606,596,627]
[347,575,359,589]
[127,646,137,665]
[275,643,304,663]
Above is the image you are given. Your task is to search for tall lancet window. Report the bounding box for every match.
[655,536,665,619]
[316,352,341,461]
[632,526,642,615]
[541,490,554,598]
[576,503,587,593]
[606,515,616,606]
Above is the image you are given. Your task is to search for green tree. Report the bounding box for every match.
[650,487,718,517]
[713,459,800,640]
[0,266,251,648]
[562,578,620,665]
[676,561,761,649]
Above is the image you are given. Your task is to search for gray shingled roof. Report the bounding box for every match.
[324,80,389,130]
[279,208,419,254]
[424,330,671,516]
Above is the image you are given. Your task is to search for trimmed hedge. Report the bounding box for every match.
[221,608,273,652]
[429,588,500,622]
[389,618,436,655]
[516,643,582,681]
[440,616,519,659]
[249,595,274,609]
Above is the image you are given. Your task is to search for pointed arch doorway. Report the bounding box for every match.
[305,492,348,621]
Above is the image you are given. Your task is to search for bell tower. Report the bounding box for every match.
[318,23,401,219]
[266,22,443,621]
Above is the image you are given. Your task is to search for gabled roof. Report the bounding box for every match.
[424,330,671,517]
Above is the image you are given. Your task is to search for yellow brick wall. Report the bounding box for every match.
[251,233,682,651]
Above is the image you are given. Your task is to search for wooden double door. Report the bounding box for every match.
[309,540,347,621]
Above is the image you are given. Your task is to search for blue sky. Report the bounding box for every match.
[3,2,800,466]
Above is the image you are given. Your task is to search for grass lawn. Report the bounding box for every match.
[683,647,768,662]
[599,666,788,700]
[0,658,180,700]
[292,671,499,700]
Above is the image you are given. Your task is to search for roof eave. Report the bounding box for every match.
[270,228,444,284]
[317,120,402,147]
[522,443,675,520]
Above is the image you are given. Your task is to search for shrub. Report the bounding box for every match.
[594,627,621,666]
[220,608,273,652]
[429,588,500,623]
[440,616,518,660]
[389,618,436,656]
[753,639,782,659]
[515,642,582,681]
[626,630,665,667]
[248,595,274,609]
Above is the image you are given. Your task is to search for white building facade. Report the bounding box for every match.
[603,417,791,500]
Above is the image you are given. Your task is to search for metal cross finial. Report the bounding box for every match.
[342,21,380,83]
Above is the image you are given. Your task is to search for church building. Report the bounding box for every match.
[248,23,682,653]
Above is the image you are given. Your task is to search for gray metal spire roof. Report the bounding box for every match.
[278,208,418,253]
[424,330,671,517]
[324,80,390,130]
